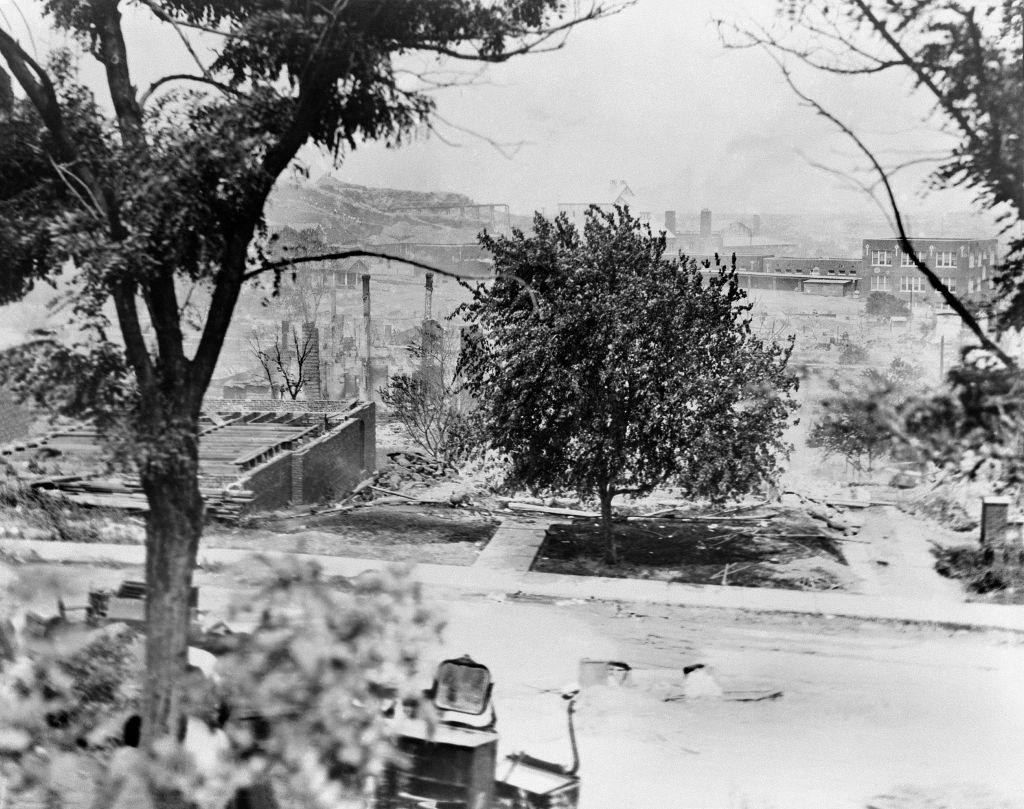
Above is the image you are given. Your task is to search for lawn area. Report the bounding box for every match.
[534,517,850,590]
[205,504,499,566]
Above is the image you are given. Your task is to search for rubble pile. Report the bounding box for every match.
[380,450,454,488]
[778,492,864,538]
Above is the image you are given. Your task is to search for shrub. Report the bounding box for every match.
[865,291,909,319]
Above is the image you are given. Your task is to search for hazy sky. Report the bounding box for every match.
[2,0,974,219]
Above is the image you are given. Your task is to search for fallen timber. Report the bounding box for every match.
[29,477,256,520]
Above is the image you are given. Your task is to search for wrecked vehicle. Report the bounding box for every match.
[375,655,581,809]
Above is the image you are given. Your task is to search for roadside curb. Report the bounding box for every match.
[3,537,1024,634]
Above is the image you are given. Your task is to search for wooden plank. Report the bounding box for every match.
[506,502,599,518]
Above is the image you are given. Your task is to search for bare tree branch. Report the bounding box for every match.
[428,113,530,159]
[135,0,213,80]
[771,54,1016,369]
[139,74,237,106]
[411,2,631,62]
[245,248,541,313]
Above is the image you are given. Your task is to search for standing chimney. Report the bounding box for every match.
[361,274,372,400]
[280,319,294,366]
[699,208,712,238]
[424,272,434,322]
[664,210,677,235]
[301,322,321,400]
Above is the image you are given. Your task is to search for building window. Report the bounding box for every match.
[900,251,914,267]
[936,250,956,268]
[871,250,893,266]
[969,254,975,268]
[870,275,890,291]
[941,277,957,292]
[899,276,923,292]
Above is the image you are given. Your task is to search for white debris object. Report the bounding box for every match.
[682,664,723,699]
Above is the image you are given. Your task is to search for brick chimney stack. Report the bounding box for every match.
[301,321,322,399]
[699,208,712,238]
[665,210,677,235]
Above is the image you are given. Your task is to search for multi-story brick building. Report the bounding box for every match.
[860,237,998,301]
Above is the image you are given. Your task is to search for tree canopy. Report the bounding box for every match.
[0,0,620,772]
[459,207,798,560]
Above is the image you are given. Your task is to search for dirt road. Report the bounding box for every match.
[434,594,1024,809]
[5,562,1022,809]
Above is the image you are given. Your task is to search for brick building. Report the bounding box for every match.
[860,237,998,301]
[697,256,861,295]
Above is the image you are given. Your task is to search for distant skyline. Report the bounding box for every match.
[1,0,998,225]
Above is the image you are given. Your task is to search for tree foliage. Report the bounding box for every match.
[459,207,798,560]
[808,358,924,473]
[0,560,441,809]
[865,291,909,320]
[0,0,619,769]
[900,358,1024,489]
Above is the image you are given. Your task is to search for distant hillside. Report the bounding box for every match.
[266,177,519,245]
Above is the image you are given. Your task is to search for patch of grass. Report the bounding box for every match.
[933,543,1024,603]
[535,519,847,590]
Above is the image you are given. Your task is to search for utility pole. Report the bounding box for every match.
[362,274,372,400]
[939,335,945,380]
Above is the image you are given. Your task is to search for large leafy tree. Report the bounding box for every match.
[0,0,618,753]
[459,207,798,561]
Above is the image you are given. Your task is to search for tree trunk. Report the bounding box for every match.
[137,410,204,750]
[598,484,617,565]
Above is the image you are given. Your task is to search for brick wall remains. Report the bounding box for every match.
[232,402,376,512]
[204,397,354,413]
[236,451,294,512]
[295,417,367,504]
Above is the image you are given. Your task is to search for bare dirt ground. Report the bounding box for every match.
[204,504,498,566]
[5,560,1023,809]
[535,518,852,590]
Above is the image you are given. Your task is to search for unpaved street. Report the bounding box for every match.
[6,562,1023,809]
[433,594,1024,809]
